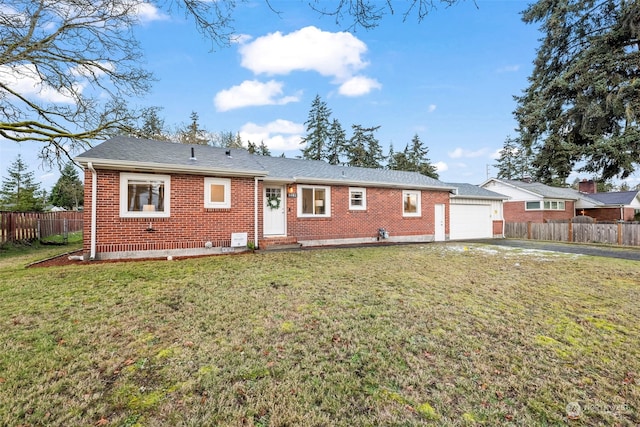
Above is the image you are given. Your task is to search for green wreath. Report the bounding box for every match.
[267,194,281,210]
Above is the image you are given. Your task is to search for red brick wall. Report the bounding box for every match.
[503,200,575,223]
[84,170,452,257]
[84,169,255,257]
[492,220,503,236]
[582,207,636,222]
[285,186,450,241]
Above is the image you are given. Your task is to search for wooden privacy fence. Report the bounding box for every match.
[505,222,640,247]
[0,211,84,244]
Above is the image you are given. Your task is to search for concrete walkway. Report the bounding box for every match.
[468,239,640,262]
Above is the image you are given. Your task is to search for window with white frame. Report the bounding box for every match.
[526,200,565,210]
[204,177,231,209]
[120,173,170,218]
[402,190,421,217]
[298,185,330,217]
[349,187,366,210]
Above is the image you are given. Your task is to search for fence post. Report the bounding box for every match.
[527,221,532,240]
[618,222,623,246]
[568,222,573,243]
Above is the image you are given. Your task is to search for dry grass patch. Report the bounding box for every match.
[0,243,638,426]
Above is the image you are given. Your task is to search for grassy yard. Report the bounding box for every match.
[0,243,638,426]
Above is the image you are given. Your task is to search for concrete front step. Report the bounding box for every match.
[259,237,301,251]
[263,243,302,251]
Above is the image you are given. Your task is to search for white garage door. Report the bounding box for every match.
[450,204,492,240]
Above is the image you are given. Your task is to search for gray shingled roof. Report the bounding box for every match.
[585,191,640,206]
[446,182,508,199]
[76,137,455,190]
[500,179,581,200]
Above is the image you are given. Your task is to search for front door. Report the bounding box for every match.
[263,185,286,235]
[434,204,445,241]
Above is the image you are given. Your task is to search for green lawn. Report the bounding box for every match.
[0,243,638,426]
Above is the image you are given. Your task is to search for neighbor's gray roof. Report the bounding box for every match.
[499,179,582,200]
[585,191,640,206]
[76,137,454,190]
[446,182,508,200]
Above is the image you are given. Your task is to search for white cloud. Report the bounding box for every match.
[427,104,437,113]
[497,64,520,73]
[214,80,300,111]
[448,147,488,159]
[239,26,368,80]
[435,161,448,172]
[338,76,381,96]
[133,2,168,23]
[240,119,304,151]
[0,64,81,103]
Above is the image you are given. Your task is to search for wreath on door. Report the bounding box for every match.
[267,194,281,210]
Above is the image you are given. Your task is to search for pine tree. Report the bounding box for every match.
[495,136,521,180]
[301,95,332,161]
[257,141,271,156]
[0,155,46,211]
[325,119,347,165]
[49,162,84,210]
[247,141,258,154]
[515,0,640,182]
[347,125,384,168]
[409,134,439,178]
[138,107,170,141]
[178,112,210,145]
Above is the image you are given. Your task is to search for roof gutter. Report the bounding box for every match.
[276,176,456,191]
[87,162,97,260]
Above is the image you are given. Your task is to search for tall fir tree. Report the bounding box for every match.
[325,119,347,165]
[388,135,438,178]
[49,162,84,210]
[495,136,521,180]
[0,155,46,211]
[301,95,332,161]
[178,112,210,145]
[515,0,640,183]
[347,125,384,168]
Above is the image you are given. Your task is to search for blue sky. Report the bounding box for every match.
[6,0,635,191]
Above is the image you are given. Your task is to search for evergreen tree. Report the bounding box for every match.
[247,141,258,154]
[178,112,210,145]
[138,107,170,141]
[515,0,640,182]
[257,141,271,156]
[301,95,332,161]
[387,144,397,170]
[325,119,347,165]
[495,136,521,180]
[49,162,84,210]
[347,125,384,168]
[409,134,439,178]
[0,155,45,211]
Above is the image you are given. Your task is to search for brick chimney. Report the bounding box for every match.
[579,179,597,194]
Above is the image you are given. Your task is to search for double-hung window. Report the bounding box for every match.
[349,187,366,210]
[403,190,421,217]
[298,185,330,217]
[204,178,231,209]
[120,173,170,218]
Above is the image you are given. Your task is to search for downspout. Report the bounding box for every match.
[87,162,97,260]
[254,177,259,249]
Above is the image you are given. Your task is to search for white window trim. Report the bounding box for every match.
[204,177,231,209]
[297,185,331,218]
[119,172,170,218]
[525,199,566,211]
[402,190,421,217]
[349,187,367,211]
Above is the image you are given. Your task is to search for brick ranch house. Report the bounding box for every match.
[481,178,586,223]
[482,178,640,223]
[76,137,501,260]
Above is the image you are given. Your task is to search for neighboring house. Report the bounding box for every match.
[481,178,584,223]
[446,182,507,239]
[76,137,499,260]
[576,180,640,222]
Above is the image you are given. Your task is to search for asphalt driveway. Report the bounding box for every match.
[469,239,640,262]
